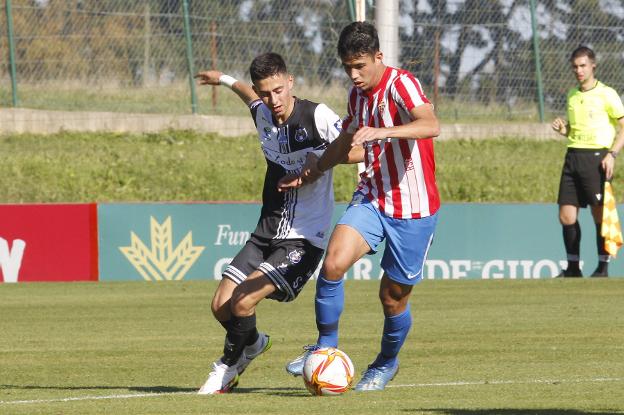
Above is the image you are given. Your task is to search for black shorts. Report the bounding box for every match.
[557,148,607,208]
[222,234,324,302]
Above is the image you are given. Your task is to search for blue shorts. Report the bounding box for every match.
[337,192,438,285]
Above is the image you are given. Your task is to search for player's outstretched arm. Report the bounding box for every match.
[316,130,356,172]
[195,70,258,106]
[276,138,362,192]
[351,104,439,146]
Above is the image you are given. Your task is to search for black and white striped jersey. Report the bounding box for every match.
[249,97,341,249]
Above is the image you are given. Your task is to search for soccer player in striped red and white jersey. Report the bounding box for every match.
[283,21,440,391]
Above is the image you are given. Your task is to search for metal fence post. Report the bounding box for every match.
[530,0,545,122]
[182,0,197,114]
[5,0,19,107]
[347,0,356,21]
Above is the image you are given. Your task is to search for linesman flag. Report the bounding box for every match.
[601,181,623,257]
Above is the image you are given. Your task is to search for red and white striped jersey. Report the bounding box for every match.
[342,66,440,219]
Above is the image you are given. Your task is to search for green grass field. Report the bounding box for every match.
[2,82,552,122]
[1,279,623,414]
[4,131,622,204]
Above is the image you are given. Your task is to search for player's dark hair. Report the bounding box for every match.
[249,52,288,83]
[337,21,379,60]
[570,46,596,63]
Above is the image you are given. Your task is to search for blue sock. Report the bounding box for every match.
[373,307,412,368]
[315,276,344,348]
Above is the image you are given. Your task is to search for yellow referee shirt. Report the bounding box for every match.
[567,81,624,149]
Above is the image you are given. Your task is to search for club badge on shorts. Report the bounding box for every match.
[288,249,304,264]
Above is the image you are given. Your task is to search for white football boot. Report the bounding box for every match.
[198,359,239,395]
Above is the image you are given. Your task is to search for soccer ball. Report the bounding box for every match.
[302,347,355,396]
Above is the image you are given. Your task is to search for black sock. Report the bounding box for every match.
[222,314,257,366]
[595,222,609,273]
[219,319,257,344]
[219,319,232,331]
[563,222,581,270]
[595,261,609,273]
[595,222,609,257]
[246,328,259,346]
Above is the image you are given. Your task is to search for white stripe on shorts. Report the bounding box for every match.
[222,265,247,285]
[258,262,295,301]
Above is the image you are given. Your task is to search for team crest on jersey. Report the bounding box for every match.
[377,100,386,113]
[294,126,308,142]
[288,249,304,264]
[404,158,414,171]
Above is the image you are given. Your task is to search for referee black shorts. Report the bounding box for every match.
[557,148,608,208]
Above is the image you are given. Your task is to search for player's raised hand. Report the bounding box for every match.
[194,70,222,86]
[277,173,302,192]
[551,117,568,136]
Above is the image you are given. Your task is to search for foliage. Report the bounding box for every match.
[403,0,624,113]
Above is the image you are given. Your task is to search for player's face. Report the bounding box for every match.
[571,55,595,85]
[341,52,384,92]
[253,73,294,120]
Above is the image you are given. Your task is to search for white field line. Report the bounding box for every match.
[387,376,624,388]
[0,377,623,406]
[0,391,195,405]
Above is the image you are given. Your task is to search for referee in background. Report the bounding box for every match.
[552,46,624,277]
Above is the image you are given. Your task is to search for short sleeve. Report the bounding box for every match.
[391,72,430,113]
[248,99,263,127]
[314,103,342,143]
[341,87,359,135]
[605,88,624,120]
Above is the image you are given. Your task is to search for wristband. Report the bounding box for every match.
[609,150,618,159]
[219,74,237,88]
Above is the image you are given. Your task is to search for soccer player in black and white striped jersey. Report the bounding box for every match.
[194,53,363,394]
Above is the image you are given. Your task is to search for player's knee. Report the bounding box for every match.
[210,297,220,315]
[559,212,575,225]
[321,258,348,280]
[211,295,229,320]
[379,295,398,313]
[379,291,407,315]
[230,289,256,316]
